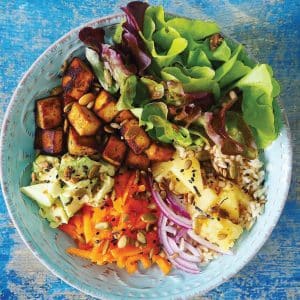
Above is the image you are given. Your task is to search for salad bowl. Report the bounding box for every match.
[0,12,292,299]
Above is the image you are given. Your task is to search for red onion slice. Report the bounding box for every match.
[187,230,233,255]
[158,215,200,273]
[166,192,190,218]
[168,237,201,263]
[150,178,192,229]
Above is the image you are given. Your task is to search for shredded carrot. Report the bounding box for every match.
[60,171,171,275]
[67,247,91,260]
[152,255,172,275]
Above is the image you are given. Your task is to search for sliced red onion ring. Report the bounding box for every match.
[165,226,177,236]
[168,237,201,263]
[166,192,190,218]
[150,178,192,229]
[184,240,201,257]
[158,215,200,273]
[187,230,233,255]
[175,228,188,243]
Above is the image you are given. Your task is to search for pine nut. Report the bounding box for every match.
[78,93,95,106]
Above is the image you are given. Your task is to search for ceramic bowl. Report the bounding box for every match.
[0,14,292,299]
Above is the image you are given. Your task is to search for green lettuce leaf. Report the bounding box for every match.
[214,44,243,81]
[133,102,192,147]
[161,66,220,98]
[219,60,251,88]
[234,64,281,148]
[117,75,137,110]
[166,17,220,40]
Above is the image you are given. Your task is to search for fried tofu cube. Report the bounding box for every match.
[114,110,135,123]
[62,58,94,100]
[102,136,127,166]
[125,150,150,170]
[36,128,64,155]
[68,127,98,156]
[121,119,150,154]
[93,90,119,123]
[145,143,175,162]
[68,102,101,136]
[36,97,62,129]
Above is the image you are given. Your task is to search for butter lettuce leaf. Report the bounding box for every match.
[234,64,281,148]
[166,17,220,41]
[134,102,193,147]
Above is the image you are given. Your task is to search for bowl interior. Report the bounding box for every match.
[0,14,292,300]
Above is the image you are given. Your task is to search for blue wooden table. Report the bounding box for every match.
[0,0,299,299]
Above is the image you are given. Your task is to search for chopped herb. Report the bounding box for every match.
[193,186,201,196]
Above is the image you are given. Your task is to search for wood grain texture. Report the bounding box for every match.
[0,0,299,299]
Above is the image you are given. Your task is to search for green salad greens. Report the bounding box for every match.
[82,2,280,155]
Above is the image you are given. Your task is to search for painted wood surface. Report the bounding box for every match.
[0,0,299,299]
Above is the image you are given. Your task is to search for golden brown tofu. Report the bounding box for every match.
[38,128,64,155]
[62,58,94,100]
[121,119,150,154]
[68,127,98,156]
[68,102,101,136]
[114,110,135,123]
[93,90,119,123]
[125,150,150,170]
[36,97,62,129]
[102,135,127,166]
[145,143,175,162]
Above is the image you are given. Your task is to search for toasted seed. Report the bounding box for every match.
[117,235,128,248]
[184,159,192,170]
[51,85,63,96]
[137,231,146,244]
[63,119,69,133]
[141,213,157,224]
[104,125,114,133]
[78,93,95,106]
[159,251,166,258]
[229,90,238,101]
[160,190,167,199]
[222,168,227,177]
[88,165,99,179]
[149,248,154,259]
[113,232,121,240]
[87,100,95,109]
[110,122,121,129]
[217,233,228,240]
[135,241,140,247]
[102,240,110,255]
[95,222,110,230]
[158,182,166,191]
[147,203,157,210]
[229,162,238,179]
[63,102,73,113]
[170,252,179,259]
[169,181,175,191]
[74,189,86,198]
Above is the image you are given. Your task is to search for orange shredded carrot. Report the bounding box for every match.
[67,247,91,260]
[60,171,170,275]
[152,255,172,275]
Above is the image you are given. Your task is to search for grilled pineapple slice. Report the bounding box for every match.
[152,152,203,195]
[194,216,243,251]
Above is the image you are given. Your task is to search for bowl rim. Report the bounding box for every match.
[0,12,293,300]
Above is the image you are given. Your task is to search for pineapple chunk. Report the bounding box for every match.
[194,188,219,213]
[170,153,203,196]
[218,189,240,223]
[194,216,243,251]
[152,152,203,196]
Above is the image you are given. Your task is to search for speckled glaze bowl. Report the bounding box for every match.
[0,14,292,299]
